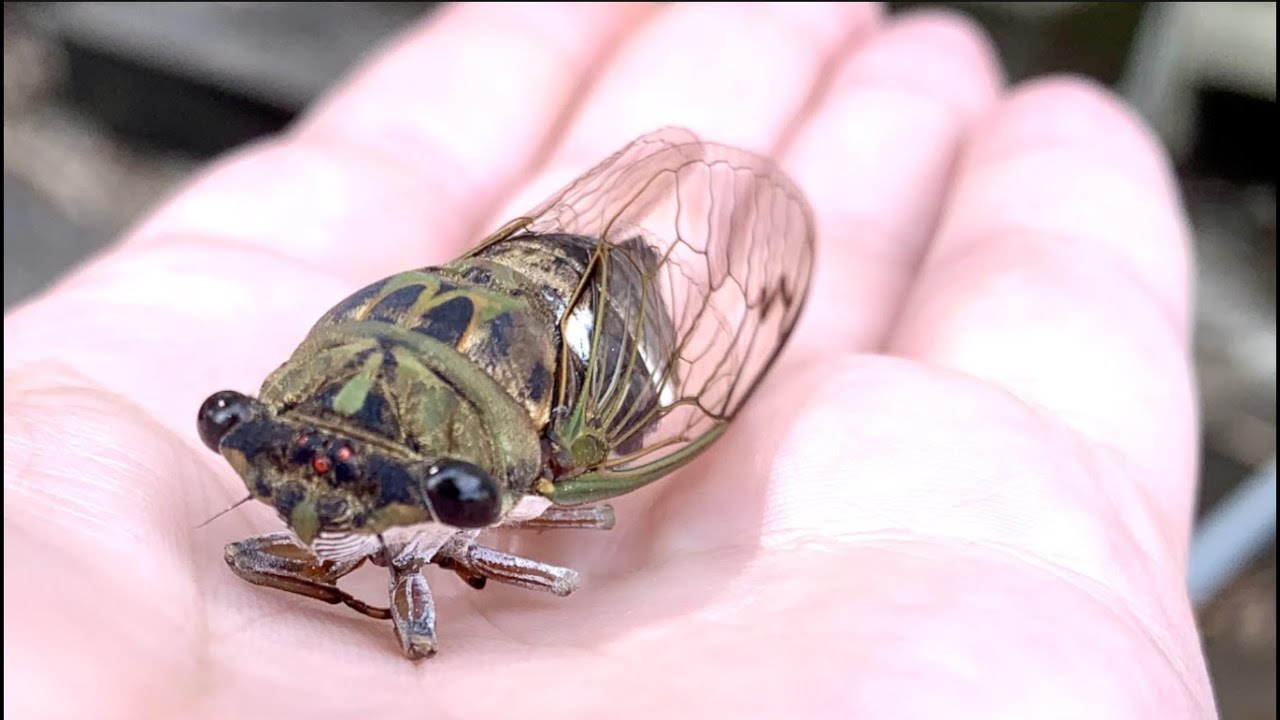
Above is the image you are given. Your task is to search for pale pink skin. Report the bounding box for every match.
[3,4,1215,719]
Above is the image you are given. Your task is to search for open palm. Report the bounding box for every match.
[4,4,1215,719]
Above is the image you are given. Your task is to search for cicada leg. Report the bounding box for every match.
[502,503,616,531]
[432,535,581,597]
[387,553,439,660]
[224,532,390,619]
[434,553,491,590]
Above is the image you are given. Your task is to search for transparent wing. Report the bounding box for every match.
[486,128,815,500]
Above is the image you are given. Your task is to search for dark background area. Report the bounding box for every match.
[4,2,1274,716]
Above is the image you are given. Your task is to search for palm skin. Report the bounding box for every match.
[4,4,1215,719]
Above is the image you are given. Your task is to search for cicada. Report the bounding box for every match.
[197,127,815,659]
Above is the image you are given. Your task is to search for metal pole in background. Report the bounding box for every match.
[1188,457,1278,606]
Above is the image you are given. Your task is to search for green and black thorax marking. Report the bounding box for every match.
[257,232,675,502]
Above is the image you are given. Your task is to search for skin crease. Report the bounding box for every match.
[1,3,1216,719]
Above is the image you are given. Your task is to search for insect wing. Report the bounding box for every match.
[500,128,816,504]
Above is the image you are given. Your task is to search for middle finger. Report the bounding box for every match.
[646,11,1005,557]
[477,0,878,566]
[782,11,1003,356]
[490,1,881,221]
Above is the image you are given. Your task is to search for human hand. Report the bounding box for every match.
[4,3,1215,718]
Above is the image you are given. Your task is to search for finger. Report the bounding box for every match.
[489,1,881,222]
[527,10,1000,563]
[2,374,212,718]
[470,2,875,571]
[780,10,1002,356]
[5,4,654,430]
[888,78,1198,542]
[125,3,655,278]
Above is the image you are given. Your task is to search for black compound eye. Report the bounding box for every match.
[197,390,255,452]
[423,460,501,529]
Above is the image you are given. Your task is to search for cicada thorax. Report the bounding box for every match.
[258,228,677,510]
[257,264,560,500]
[461,232,679,471]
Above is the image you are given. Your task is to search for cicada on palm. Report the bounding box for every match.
[197,128,815,659]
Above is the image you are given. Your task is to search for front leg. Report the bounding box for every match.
[433,504,611,591]
[388,553,438,660]
[433,534,581,597]
[224,532,390,619]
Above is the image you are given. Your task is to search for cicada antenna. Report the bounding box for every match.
[195,494,254,529]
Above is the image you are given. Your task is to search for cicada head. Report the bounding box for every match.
[196,390,507,544]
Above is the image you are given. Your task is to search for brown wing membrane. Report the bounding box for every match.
[486,128,815,499]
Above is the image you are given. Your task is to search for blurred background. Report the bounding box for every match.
[3,2,1275,715]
